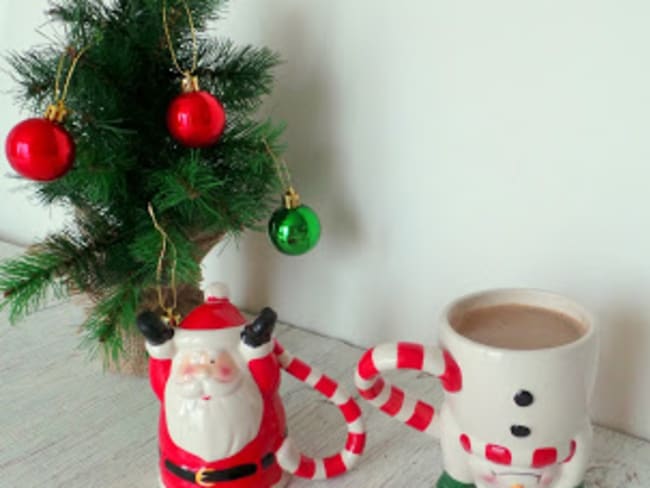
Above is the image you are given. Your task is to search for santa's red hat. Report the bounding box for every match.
[178,283,247,331]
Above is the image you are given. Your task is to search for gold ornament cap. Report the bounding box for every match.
[181,73,200,93]
[44,101,69,123]
[283,187,301,209]
[163,308,182,328]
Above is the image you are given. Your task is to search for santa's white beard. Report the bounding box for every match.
[164,373,264,462]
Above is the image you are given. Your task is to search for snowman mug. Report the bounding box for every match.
[355,289,598,488]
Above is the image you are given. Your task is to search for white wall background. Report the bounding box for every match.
[2,1,650,440]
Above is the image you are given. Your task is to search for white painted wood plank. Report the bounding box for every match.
[0,301,648,487]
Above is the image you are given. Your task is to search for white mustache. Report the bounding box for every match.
[175,376,216,399]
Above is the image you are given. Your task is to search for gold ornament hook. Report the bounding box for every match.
[163,0,199,77]
[263,138,295,191]
[147,202,181,326]
[45,45,89,123]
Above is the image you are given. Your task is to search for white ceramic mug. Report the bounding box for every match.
[355,289,598,488]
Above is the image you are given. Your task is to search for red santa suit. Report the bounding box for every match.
[146,286,287,488]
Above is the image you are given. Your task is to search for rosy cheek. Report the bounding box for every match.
[211,364,236,382]
[209,352,239,382]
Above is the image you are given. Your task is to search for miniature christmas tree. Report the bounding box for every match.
[0,0,286,366]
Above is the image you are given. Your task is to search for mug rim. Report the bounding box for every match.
[440,288,596,355]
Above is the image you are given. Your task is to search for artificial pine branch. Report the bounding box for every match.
[196,39,281,113]
[0,229,110,323]
[2,0,286,359]
[0,252,66,323]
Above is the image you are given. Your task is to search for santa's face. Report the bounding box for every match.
[164,334,263,462]
[174,348,243,399]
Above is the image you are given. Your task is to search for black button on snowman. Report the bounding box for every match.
[514,390,534,407]
[511,390,534,438]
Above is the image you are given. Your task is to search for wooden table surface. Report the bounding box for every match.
[1,300,649,488]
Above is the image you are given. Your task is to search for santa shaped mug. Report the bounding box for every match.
[355,289,598,488]
[138,283,366,488]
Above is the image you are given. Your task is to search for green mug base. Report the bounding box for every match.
[435,472,585,488]
[435,472,475,488]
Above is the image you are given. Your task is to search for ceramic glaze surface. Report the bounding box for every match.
[141,283,366,488]
[356,289,597,488]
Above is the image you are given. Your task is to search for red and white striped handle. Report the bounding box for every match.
[354,342,462,437]
[273,340,366,480]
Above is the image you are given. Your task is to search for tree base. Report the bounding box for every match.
[103,324,150,376]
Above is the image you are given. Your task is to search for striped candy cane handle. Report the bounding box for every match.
[273,340,366,480]
[354,342,462,438]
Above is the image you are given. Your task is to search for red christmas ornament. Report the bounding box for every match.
[166,76,226,148]
[5,109,75,182]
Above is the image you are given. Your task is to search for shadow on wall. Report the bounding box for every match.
[236,7,362,310]
[592,297,650,438]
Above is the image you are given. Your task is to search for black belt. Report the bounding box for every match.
[165,453,276,486]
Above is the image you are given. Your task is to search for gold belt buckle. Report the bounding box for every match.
[195,467,218,487]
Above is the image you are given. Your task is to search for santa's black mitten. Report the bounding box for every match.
[136,310,174,345]
[241,307,277,347]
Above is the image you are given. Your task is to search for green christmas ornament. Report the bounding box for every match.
[268,187,321,255]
